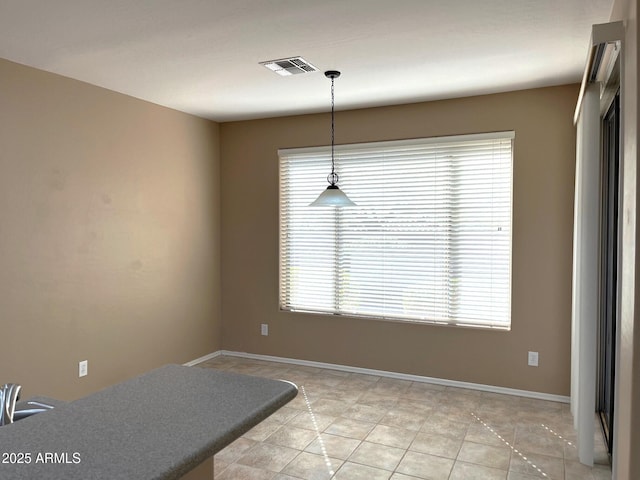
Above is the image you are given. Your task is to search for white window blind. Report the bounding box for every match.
[279,132,514,329]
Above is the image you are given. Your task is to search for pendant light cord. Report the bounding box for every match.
[330,75,336,180]
[324,70,341,188]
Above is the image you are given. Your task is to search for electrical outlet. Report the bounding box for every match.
[79,360,88,377]
[528,351,539,367]
[261,324,269,336]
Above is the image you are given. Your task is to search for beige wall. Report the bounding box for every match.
[220,84,578,396]
[0,58,221,401]
[610,0,639,478]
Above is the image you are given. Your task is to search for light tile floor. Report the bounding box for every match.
[200,356,611,480]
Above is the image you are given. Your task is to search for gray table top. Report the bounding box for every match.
[0,364,298,479]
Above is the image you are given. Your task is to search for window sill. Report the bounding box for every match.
[279,307,511,332]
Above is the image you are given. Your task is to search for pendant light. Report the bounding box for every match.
[309,70,356,207]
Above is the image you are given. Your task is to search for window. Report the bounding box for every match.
[279,132,513,329]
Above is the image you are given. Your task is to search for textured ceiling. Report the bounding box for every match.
[0,0,613,121]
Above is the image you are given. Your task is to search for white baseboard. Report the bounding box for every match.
[188,349,570,404]
[182,351,223,367]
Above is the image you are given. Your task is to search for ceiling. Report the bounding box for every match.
[0,0,613,122]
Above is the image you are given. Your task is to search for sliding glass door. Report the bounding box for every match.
[597,90,619,455]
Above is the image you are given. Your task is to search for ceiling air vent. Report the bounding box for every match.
[260,57,318,76]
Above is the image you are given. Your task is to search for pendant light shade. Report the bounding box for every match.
[309,184,356,206]
[310,70,356,207]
